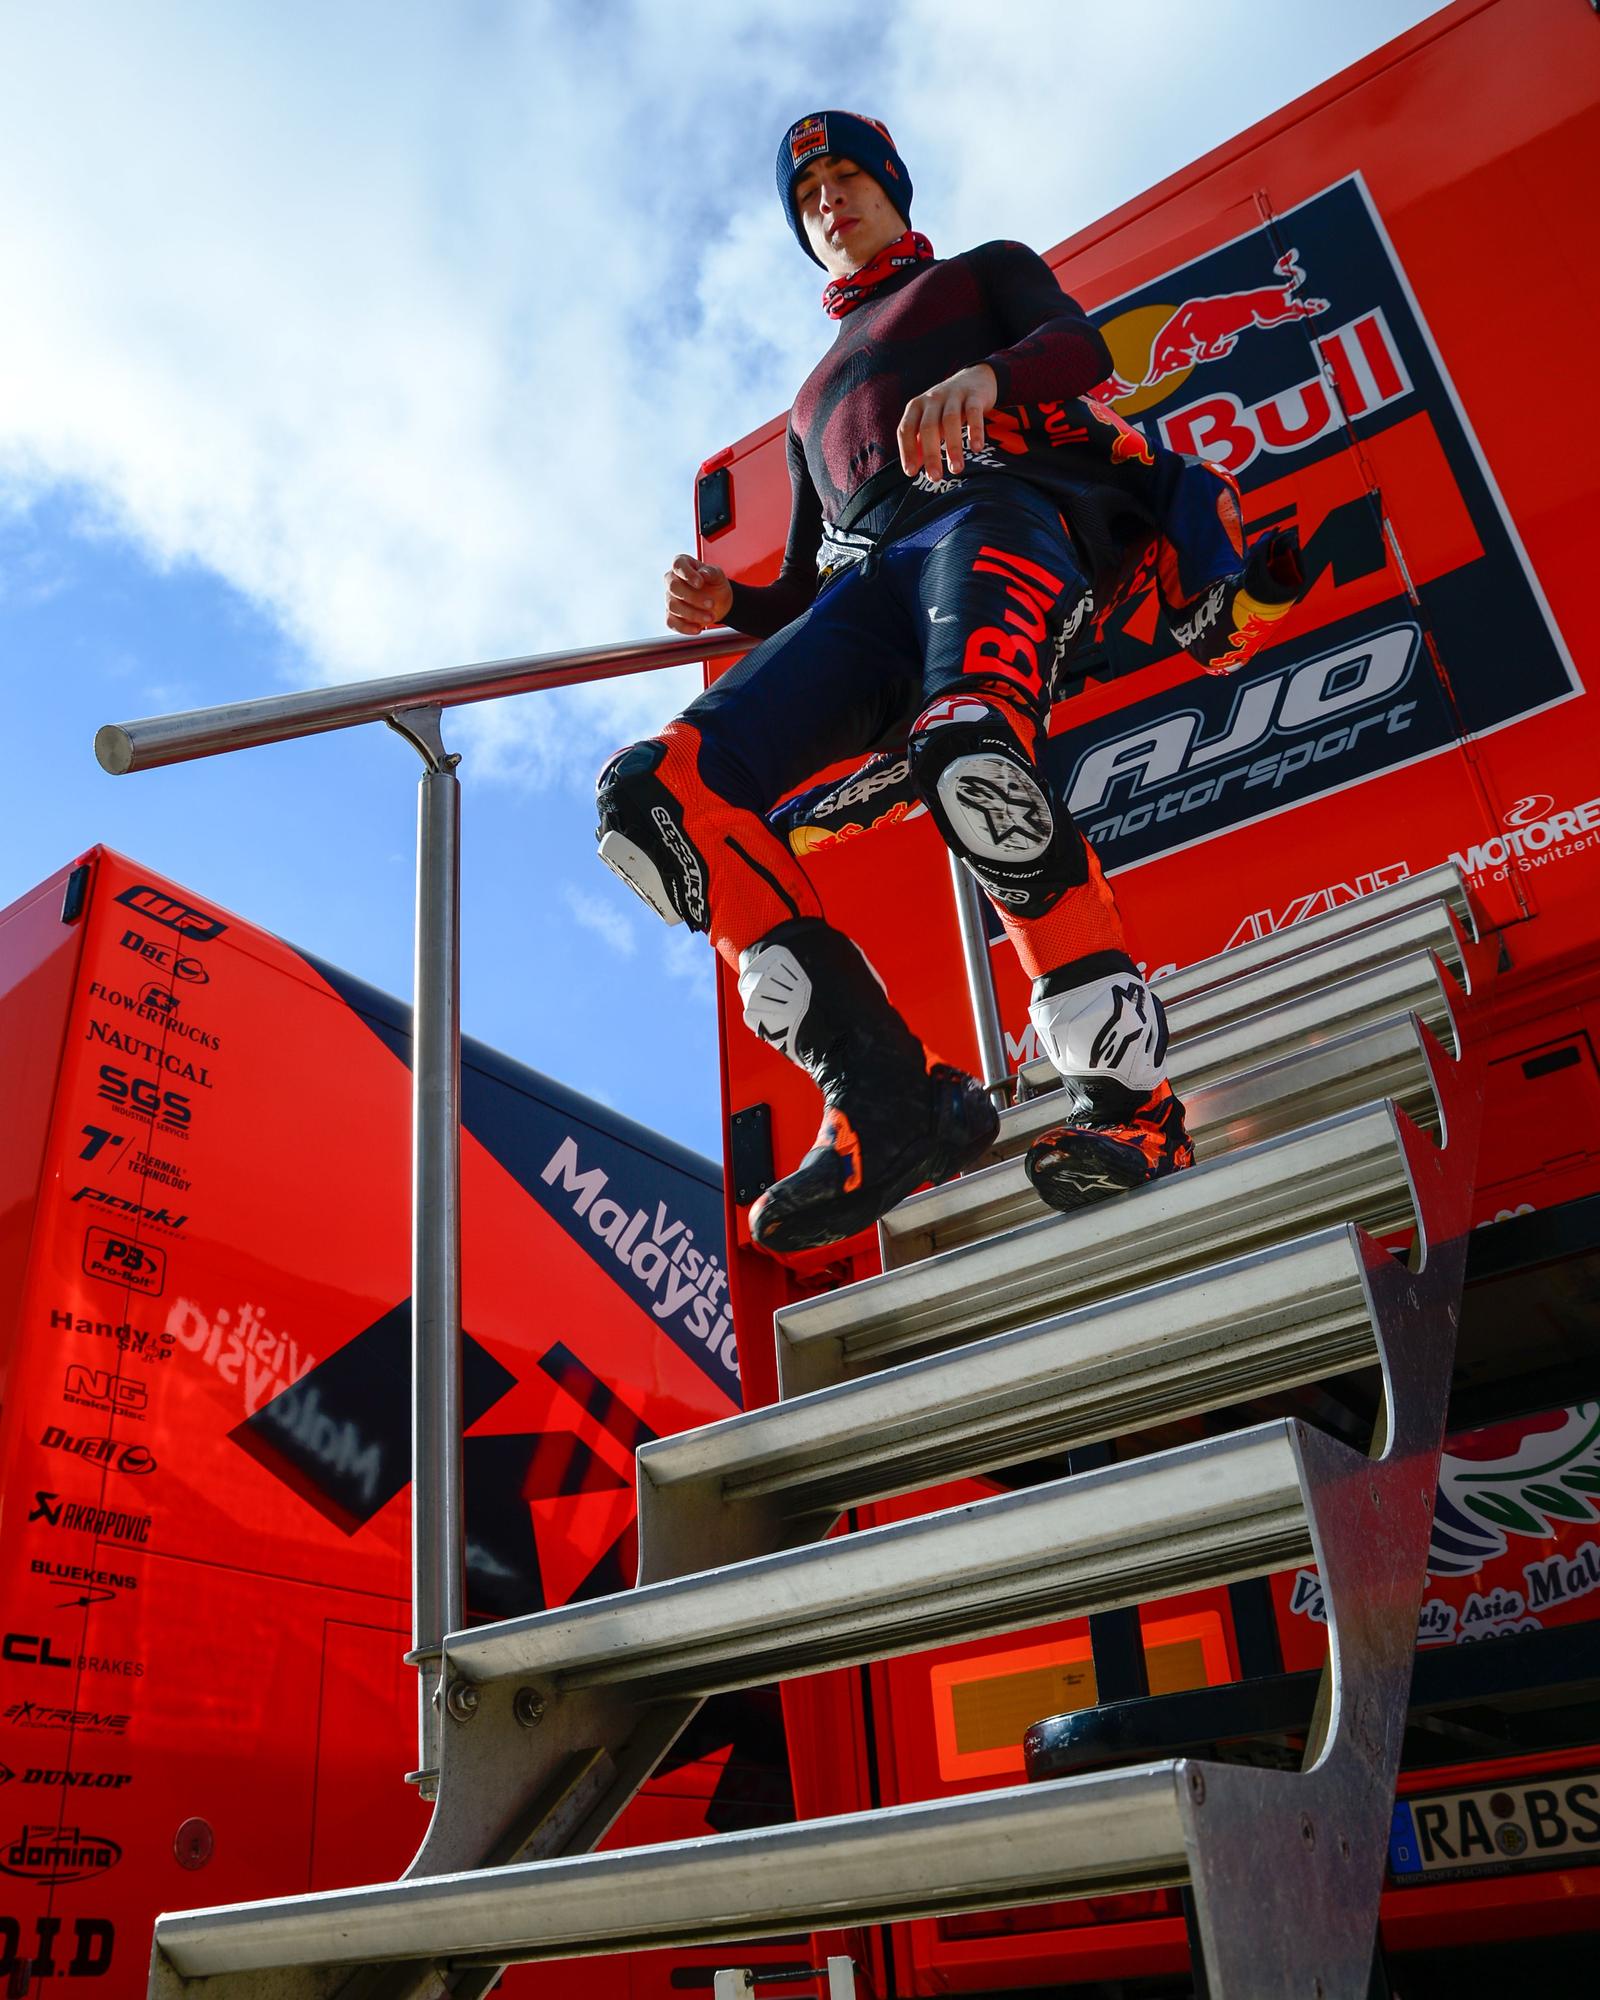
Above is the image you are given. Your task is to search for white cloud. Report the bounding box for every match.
[1,0,1440,787]
[561,881,638,957]
[661,924,716,1004]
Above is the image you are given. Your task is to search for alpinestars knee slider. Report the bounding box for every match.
[907,699,1086,920]
[595,739,710,931]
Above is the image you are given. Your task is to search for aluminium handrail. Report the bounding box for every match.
[92,621,1012,1796]
[94,629,755,773]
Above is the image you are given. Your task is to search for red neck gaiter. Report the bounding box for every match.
[822,230,935,319]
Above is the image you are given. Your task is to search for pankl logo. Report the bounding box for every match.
[112,885,226,943]
[0,1824,123,1885]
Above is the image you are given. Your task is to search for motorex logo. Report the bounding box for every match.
[1059,173,1578,873]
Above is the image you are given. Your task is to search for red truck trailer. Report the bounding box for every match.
[0,848,794,1998]
[696,0,1600,1989]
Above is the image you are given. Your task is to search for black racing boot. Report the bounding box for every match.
[740,918,998,1254]
[1025,1075,1194,1212]
[1022,963,1195,1214]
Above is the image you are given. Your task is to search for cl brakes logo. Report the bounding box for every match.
[1068,624,1419,843]
[113,886,226,943]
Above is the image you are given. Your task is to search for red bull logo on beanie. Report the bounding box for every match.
[1050,173,1579,874]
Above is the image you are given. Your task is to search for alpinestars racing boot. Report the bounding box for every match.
[1025,1075,1195,1211]
[740,918,999,1253]
[1022,964,1195,1213]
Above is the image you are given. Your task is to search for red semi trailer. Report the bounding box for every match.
[695,0,1600,1989]
[0,848,794,1999]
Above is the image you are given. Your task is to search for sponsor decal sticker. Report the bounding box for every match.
[541,1135,738,1391]
[3,1703,130,1736]
[1056,175,1578,871]
[0,1824,122,1886]
[57,1305,176,1367]
[28,1491,152,1547]
[0,1915,115,1982]
[80,1225,167,1297]
[41,1425,157,1476]
[112,885,226,943]
[0,1765,134,1791]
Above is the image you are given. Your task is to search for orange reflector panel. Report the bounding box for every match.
[929,1613,1231,1782]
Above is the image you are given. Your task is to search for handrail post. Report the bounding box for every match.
[388,705,465,1794]
[947,854,1010,1100]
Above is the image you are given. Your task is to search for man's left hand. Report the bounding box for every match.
[898,363,997,483]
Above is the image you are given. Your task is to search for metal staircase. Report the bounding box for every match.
[147,863,1493,2000]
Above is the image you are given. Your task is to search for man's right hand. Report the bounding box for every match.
[665,554,734,635]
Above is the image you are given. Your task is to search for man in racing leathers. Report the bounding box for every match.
[597,110,1302,1254]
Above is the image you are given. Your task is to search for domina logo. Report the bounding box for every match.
[1,1823,122,1885]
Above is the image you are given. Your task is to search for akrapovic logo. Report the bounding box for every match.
[112,886,226,943]
[1069,625,1419,847]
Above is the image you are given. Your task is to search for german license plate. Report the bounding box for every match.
[1389,1770,1600,1883]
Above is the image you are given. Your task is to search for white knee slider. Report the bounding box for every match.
[935,752,1054,864]
[1030,970,1168,1094]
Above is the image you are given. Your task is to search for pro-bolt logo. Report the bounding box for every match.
[1049,174,1579,872]
[0,1823,122,1885]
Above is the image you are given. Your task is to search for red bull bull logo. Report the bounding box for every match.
[1091,249,1330,415]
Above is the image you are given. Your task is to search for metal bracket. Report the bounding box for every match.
[387,705,462,774]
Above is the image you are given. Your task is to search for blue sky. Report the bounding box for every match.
[1,0,1442,1162]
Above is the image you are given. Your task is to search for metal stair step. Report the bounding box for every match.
[891,1010,1442,1269]
[636,1228,1373,1564]
[785,1100,1421,1397]
[445,1422,1311,1699]
[154,1764,1192,1978]
[1155,862,1475,1004]
[1165,887,1473,1021]
[1008,944,1459,1119]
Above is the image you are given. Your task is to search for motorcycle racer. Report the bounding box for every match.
[598,111,1303,1252]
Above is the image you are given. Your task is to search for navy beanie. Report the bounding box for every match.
[776,111,913,265]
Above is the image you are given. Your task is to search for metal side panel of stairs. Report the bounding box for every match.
[148,865,1492,2000]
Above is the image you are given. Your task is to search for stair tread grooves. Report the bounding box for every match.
[156,1766,1192,1975]
[449,1424,1305,1689]
[1167,903,1465,1014]
[782,1101,1409,1361]
[988,1008,1433,1166]
[1143,866,1470,1006]
[638,1230,1369,1503]
[1009,949,1454,1108]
